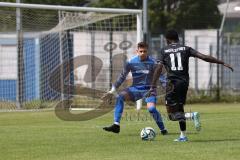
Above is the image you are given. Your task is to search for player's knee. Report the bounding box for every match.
[168,112,185,121]
[168,114,177,121]
[147,106,156,113]
[116,94,125,102]
[147,102,155,108]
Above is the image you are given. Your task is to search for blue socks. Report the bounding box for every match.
[113,96,165,132]
[114,94,125,124]
[148,106,165,131]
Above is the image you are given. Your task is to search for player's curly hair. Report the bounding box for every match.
[165,30,179,42]
[137,41,148,49]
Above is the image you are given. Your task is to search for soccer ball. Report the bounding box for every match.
[140,127,156,141]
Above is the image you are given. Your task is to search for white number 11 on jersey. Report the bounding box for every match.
[170,52,183,71]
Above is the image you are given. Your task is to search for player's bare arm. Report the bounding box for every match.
[151,63,164,88]
[145,63,164,98]
[195,52,234,72]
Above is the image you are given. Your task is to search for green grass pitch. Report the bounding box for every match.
[0,103,240,160]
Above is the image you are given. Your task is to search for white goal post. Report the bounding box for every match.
[0,2,143,110]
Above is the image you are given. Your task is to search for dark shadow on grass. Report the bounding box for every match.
[163,132,178,135]
[126,131,199,137]
[187,131,200,135]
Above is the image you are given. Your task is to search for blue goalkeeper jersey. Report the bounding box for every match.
[114,55,157,89]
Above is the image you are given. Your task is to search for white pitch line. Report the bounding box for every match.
[70,108,95,111]
[0,108,54,113]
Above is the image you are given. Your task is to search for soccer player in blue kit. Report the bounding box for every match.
[102,42,168,135]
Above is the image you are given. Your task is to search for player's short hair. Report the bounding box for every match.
[137,42,148,49]
[165,30,179,41]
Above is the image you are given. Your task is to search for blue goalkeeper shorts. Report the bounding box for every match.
[123,86,157,103]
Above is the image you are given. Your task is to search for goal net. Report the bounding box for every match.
[0,2,142,110]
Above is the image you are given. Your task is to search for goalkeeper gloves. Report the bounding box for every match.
[101,85,117,102]
[108,85,117,96]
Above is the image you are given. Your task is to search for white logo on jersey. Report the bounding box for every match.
[165,47,185,53]
[135,70,149,74]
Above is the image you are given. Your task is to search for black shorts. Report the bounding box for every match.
[165,79,189,113]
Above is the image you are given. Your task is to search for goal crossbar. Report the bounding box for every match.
[0,2,142,14]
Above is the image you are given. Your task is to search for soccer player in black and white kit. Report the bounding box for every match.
[148,30,233,142]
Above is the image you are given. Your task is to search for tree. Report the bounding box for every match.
[173,0,221,31]
[0,0,222,33]
[90,0,222,34]
[90,0,141,9]
[148,0,180,34]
